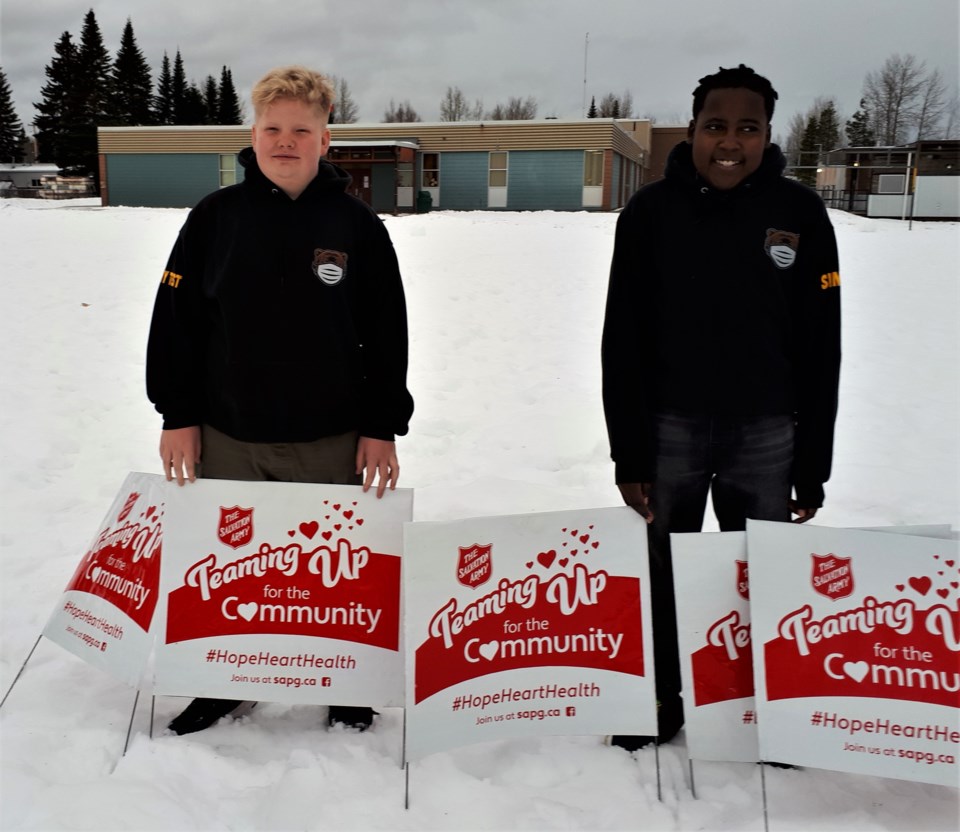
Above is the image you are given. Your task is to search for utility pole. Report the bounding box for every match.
[582,32,589,118]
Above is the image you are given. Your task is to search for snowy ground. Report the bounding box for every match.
[0,198,957,830]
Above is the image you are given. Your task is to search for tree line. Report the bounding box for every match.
[781,53,958,184]
[0,9,243,184]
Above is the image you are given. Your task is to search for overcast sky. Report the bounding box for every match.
[2,0,958,139]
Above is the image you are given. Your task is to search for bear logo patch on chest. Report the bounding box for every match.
[764,228,800,269]
[312,248,348,286]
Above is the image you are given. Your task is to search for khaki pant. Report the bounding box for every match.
[200,424,361,485]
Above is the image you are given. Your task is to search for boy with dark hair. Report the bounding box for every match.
[147,65,414,735]
[601,65,841,751]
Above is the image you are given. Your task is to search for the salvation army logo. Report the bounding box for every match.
[811,553,854,600]
[457,544,492,588]
[414,520,644,703]
[118,491,140,523]
[312,248,348,286]
[736,559,750,600]
[218,506,253,549]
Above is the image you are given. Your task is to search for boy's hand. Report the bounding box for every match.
[356,437,399,498]
[789,501,818,524]
[618,482,654,523]
[160,426,201,486]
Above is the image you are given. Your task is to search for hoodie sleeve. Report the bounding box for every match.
[601,194,657,483]
[791,196,842,508]
[353,213,414,441]
[145,210,208,430]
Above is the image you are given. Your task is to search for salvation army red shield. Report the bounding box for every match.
[218,505,253,549]
[736,559,750,600]
[810,552,854,600]
[456,544,492,588]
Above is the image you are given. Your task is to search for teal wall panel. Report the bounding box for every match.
[371,165,395,213]
[507,150,584,211]
[612,154,622,208]
[106,154,221,207]
[437,153,488,210]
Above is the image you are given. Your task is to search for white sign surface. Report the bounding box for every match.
[404,506,656,761]
[154,479,412,707]
[43,472,165,686]
[748,520,959,787]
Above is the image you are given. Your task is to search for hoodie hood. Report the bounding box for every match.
[236,146,352,198]
[664,140,787,195]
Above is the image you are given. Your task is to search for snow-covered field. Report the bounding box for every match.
[1,198,957,830]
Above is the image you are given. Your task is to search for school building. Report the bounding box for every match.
[96,118,652,212]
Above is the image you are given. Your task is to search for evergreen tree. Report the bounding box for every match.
[180,83,208,125]
[34,31,86,168]
[845,99,875,146]
[0,68,25,162]
[77,9,112,125]
[171,50,187,123]
[216,66,242,124]
[587,96,597,118]
[109,19,154,125]
[797,113,820,185]
[815,100,841,152]
[202,75,219,124]
[154,52,174,124]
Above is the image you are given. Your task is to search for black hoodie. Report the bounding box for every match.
[146,148,413,443]
[601,141,840,507]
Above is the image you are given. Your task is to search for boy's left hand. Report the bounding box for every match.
[789,501,818,524]
[356,437,399,498]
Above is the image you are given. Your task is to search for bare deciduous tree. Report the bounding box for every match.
[486,96,537,120]
[382,99,421,123]
[439,86,483,121]
[863,54,926,144]
[328,75,358,124]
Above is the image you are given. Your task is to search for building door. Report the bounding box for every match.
[347,167,372,204]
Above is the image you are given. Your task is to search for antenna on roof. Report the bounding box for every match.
[582,33,590,118]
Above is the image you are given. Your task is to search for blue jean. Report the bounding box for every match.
[647,412,794,701]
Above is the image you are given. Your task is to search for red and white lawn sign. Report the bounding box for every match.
[672,532,759,763]
[403,507,655,761]
[42,472,166,687]
[154,479,412,707]
[748,520,959,787]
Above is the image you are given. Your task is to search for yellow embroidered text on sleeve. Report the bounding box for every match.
[820,271,840,290]
[161,270,183,288]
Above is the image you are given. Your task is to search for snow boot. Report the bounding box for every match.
[167,698,253,735]
[327,705,376,731]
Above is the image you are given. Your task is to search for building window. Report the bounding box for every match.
[397,163,414,188]
[584,150,603,186]
[876,173,906,194]
[219,154,236,187]
[422,153,439,187]
[489,151,508,187]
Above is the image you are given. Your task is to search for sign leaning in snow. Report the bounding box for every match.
[748,520,959,787]
[43,472,166,687]
[404,507,656,761]
[154,479,412,707]
[672,531,759,763]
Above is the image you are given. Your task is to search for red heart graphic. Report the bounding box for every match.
[323,500,329,505]
[299,521,319,539]
[526,561,534,569]
[356,518,364,525]
[936,588,949,599]
[579,534,590,543]
[570,549,578,555]
[945,560,955,567]
[348,526,354,530]
[287,530,295,537]
[588,525,594,529]
[333,504,341,511]
[950,581,958,589]
[895,584,905,591]
[562,541,567,546]
[558,558,569,567]
[322,531,333,541]
[145,505,156,519]
[938,571,944,576]
[343,510,354,519]
[334,523,342,530]
[325,515,330,520]
[591,541,600,549]
[908,576,932,595]
[537,550,556,568]
[561,528,567,533]
[934,555,940,559]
